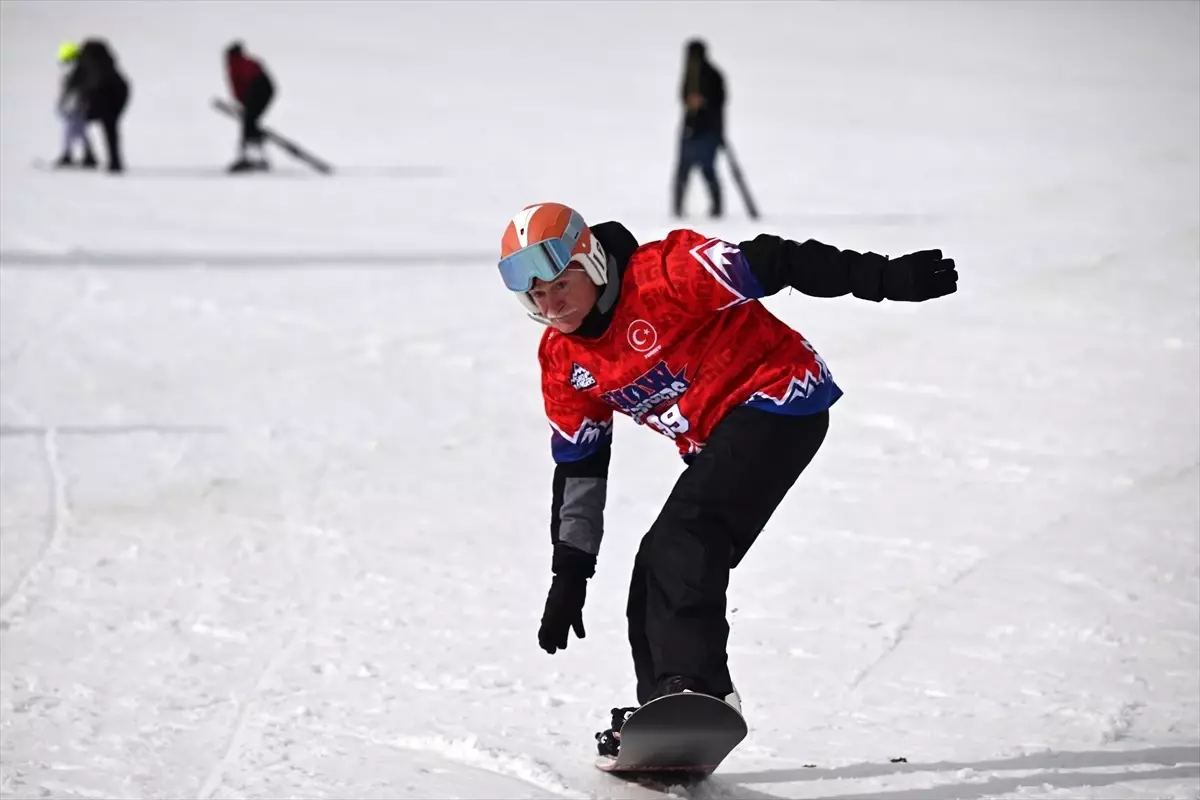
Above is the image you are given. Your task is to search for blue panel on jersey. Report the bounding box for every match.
[743,375,844,416]
[723,246,766,300]
[693,239,766,301]
[549,418,613,463]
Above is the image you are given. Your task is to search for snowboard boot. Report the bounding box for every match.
[246,142,270,172]
[228,157,270,174]
[228,157,255,173]
[81,151,98,169]
[594,706,638,758]
[655,675,743,714]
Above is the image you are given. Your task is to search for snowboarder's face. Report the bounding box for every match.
[529,267,598,334]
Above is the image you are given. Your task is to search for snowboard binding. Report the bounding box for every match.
[595,706,638,757]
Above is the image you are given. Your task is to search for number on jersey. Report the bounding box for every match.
[646,404,691,439]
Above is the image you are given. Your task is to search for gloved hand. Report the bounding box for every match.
[883,249,958,301]
[538,544,596,655]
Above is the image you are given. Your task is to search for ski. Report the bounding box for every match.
[211,97,334,175]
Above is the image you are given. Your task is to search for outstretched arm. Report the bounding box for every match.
[740,234,958,302]
[658,229,957,312]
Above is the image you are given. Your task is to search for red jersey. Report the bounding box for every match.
[539,229,842,462]
[226,54,265,103]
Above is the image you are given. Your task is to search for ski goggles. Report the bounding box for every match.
[498,238,576,293]
[498,210,588,293]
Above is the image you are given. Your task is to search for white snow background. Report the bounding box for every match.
[1,1,1198,798]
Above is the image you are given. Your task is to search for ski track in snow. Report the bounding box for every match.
[718,748,1200,800]
[385,734,586,799]
[0,427,67,624]
[0,248,493,268]
[196,627,307,800]
[0,423,227,437]
[846,458,1200,693]
[846,524,1034,693]
[298,723,590,799]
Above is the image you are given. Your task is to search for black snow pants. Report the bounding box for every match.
[627,406,829,704]
[85,76,130,172]
[241,74,275,149]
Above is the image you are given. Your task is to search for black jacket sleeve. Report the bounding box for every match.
[740,234,889,302]
[549,443,611,575]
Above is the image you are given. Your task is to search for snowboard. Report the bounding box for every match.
[595,691,747,783]
[210,98,335,175]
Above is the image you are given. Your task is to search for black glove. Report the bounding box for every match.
[538,544,596,655]
[883,249,958,301]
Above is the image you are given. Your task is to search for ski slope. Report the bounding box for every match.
[1,1,1198,798]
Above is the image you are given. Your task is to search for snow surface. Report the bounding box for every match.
[1,1,1198,798]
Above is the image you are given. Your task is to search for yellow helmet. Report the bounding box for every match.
[57,41,80,64]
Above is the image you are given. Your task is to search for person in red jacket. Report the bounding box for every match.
[497,202,958,759]
[224,41,275,173]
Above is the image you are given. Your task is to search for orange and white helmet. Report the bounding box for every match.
[499,202,608,321]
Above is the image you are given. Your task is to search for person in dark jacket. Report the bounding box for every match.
[673,39,726,219]
[224,42,276,172]
[66,39,130,173]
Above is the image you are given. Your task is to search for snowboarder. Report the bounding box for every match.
[224,41,276,173]
[62,38,130,173]
[673,39,725,219]
[496,202,958,757]
[53,41,97,169]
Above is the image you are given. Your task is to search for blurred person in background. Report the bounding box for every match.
[224,41,276,173]
[53,41,97,169]
[673,38,726,219]
[63,38,130,174]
